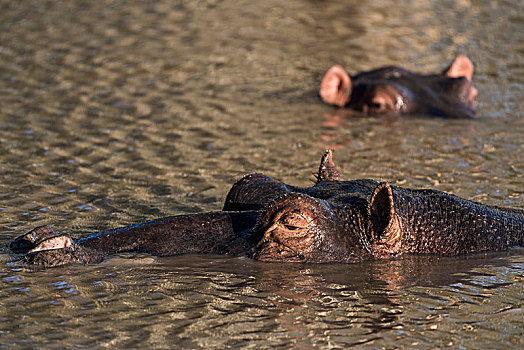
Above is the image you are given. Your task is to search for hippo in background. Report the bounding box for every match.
[9,151,523,267]
[320,56,478,118]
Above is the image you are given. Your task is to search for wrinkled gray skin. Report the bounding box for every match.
[10,151,523,267]
[320,55,478,118]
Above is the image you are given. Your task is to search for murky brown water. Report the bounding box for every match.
[0,0,522,348]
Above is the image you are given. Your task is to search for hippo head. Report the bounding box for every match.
[320,56,477,118]
[225,151,405,263]
[248,182,404,263]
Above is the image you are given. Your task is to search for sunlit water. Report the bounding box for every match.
[0,0,522,348]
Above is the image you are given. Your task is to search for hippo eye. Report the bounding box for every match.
[371,102,383,110]
[367,96,390,113]
[278,211,311,233]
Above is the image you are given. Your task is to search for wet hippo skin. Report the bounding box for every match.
[320,56,478,118]
[10,151,523,267]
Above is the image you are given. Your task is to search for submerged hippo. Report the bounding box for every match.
[320,56,477,118]
[10,151,523,267]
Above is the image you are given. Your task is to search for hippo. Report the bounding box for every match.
[9,151,523,267]
[320,56,478,118]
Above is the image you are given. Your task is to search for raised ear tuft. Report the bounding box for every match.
[369,183,402,253]
[443,55,474,81]
[320,65,351,107]
[316,150,341,183]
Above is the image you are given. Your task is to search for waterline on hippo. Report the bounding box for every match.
[9,151,523,267]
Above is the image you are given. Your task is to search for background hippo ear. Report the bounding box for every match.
[320,65,351,107]
[369,183,402,250]
[442,55,474,81]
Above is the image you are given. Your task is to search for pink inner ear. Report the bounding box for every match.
[445,55,474,81]
[320,65,351,107]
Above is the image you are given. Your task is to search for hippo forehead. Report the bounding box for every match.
[223,173,381,212]
[351,66,412,81]
[352,67,464,96]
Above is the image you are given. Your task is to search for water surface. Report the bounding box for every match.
[0,0,522,348]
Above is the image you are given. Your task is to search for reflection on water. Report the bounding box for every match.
[0,0,522,348]
[1,251,523,348]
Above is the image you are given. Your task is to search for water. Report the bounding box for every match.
[0,0,522,348]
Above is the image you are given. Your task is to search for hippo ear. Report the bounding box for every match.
[442,55,474,81]
[369,183,402,250]
[316,149,341,183]
[320,65,351,107]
